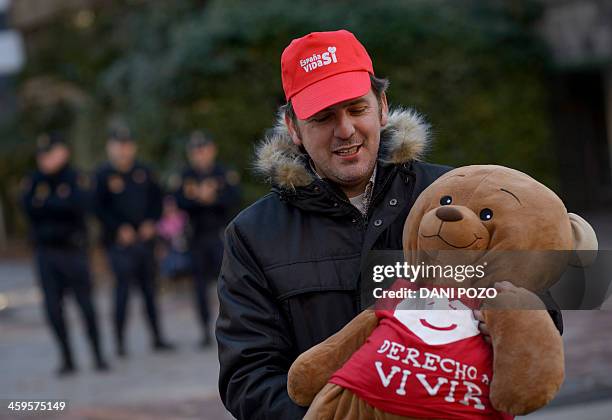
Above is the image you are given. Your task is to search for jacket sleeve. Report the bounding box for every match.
[217,168,241,214]
[216,180,241,214]
[175,171,241,215]
[94,170,122,236]
[216,222,307,420]
[174,172,200,213]
[537,290,564,335]
[21,176,42,222]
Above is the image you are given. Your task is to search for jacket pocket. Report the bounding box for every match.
[265,255,361,354]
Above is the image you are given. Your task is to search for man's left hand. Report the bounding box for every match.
[473,308,491,345]
[473,281,546,345]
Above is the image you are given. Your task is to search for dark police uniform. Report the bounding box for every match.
[175,163,240,343]
[21,164,107,374]
[95,160,171,355]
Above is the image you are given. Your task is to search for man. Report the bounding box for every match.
[22,133,108,375]
[175,131,240,347]
[95,128,174,357]
[216,30,563,419]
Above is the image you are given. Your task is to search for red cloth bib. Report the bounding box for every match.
[330,302,513,419]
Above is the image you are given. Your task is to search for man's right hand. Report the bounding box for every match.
[117,224,137,247]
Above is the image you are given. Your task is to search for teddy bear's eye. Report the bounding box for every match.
[480,208,493,221]
[440,196,452,206]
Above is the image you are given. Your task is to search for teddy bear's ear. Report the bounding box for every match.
[568,213,598,267]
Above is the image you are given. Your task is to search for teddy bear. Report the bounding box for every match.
[287,165,598,419]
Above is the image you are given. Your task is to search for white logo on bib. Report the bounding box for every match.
[393,298,480,345]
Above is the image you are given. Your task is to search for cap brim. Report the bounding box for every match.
[291,71,371,120]
[36,143,66,154]
[108,137,134,143]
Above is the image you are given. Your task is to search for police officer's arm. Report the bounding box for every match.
[210,168,241,213]
[94,170,122,235]
[216,222,307,420]
[74,172,96,214]
[217,171,241,212]
[175,171,240,213]
[174,172,199,212]
[21,176,44,222]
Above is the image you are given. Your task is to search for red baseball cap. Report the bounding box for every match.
[281,30,374,120]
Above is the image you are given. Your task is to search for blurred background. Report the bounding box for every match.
[0,0,611,419]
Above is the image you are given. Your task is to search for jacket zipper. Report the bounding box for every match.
[318,181,365,225]
[356,166,416,311]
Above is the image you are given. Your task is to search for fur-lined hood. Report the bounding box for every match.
[254,108,431,190]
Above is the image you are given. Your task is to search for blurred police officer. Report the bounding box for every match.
[21,133,109,375]
[176,131,240,347]
[95,128,174,357]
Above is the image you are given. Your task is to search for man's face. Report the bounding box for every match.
[37,145,69,174]
[286,89,388,197]
[106,140,137,170]
[188,144,217,171]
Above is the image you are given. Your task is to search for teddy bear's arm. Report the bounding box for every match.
[287,310,379,407]
[483,289,564,415]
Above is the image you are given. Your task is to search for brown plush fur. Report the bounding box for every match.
[402,165,575,290]
[288,310,379,407]
[306,384,425,420]
[484,308,564,414]
[288,165,597,419]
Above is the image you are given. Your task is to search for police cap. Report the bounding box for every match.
[187,130,215,150]
[36,132,66,155]
[108,127,134,143]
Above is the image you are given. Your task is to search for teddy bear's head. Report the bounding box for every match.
[402,165,597,291]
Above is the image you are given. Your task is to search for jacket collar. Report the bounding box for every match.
[254,107,431,191]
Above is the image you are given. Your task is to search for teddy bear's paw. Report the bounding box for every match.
[484,281,546,310]
[491,385,558,415]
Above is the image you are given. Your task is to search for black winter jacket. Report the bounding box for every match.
[21,164,91,249]
[175,163,241,237]
[216,109,562,419]
[94,161,162,245]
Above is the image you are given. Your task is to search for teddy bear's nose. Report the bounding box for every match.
[436,206,463,222]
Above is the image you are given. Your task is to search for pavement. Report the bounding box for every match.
[0,210,610,419]
[0,258,231,420]
[521,400,612,420]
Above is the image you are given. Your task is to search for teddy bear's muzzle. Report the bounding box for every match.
[418,205,490,253]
